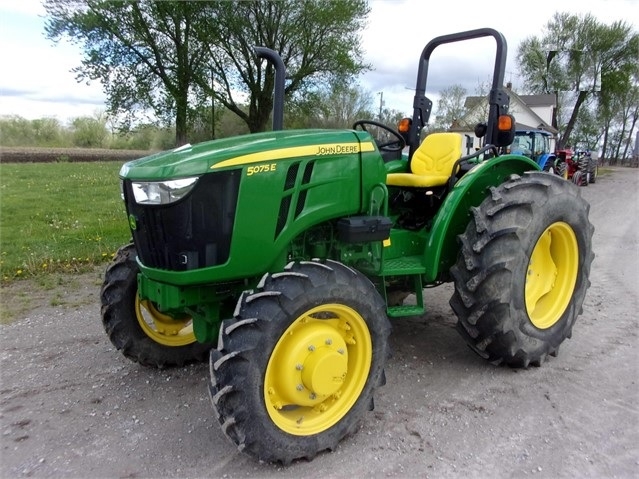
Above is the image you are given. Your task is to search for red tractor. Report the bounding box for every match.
[555,148,597,186]
[555,149,581,185]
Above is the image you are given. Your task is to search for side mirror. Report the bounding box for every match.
[474,123,487,138]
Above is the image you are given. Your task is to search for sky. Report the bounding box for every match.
[0,0,637,124]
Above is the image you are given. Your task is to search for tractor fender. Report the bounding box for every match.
[422,154,540,282]
[537,153,556,171]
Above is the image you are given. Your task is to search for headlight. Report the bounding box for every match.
[131,177,199,205]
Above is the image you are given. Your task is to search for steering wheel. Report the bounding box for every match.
[352,120,406,152]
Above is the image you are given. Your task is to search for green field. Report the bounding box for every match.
[0,162,131,282]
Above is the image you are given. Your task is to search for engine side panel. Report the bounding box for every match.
[127,130,386,285]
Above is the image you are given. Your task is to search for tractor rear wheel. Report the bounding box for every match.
[556,160,568,180]
[209,259,390,464]
[101,243,211,367]
[577,156,590,186]
[450,172,594,368]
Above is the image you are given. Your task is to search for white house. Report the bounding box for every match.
[448,84,558,155]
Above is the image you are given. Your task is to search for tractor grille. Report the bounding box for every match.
[123,171,240,271]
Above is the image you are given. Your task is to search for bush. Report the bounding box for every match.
[71,116,108,148]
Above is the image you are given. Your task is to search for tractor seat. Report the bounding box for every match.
[386,132,463,188]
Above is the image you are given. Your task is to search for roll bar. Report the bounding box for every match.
[408,28,510,158]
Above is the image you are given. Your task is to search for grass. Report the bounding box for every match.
[0,162,131,283]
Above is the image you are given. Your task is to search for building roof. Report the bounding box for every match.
[517,94,556,107]
[464,93,556,109]
[464,96,483,109]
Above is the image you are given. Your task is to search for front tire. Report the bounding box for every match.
[450,172,594,368]
[572,170,587,186]
[209,260,390,464]
[101,244,211,367]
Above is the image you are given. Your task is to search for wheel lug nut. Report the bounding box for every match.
[325,338,332,345]
[296,384,304,391]
[295,363,303,371]
[308,345,315,352]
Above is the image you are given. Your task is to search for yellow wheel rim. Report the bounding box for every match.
[525,222,579,329]
[264,304,372,436]
[135,296,196,347]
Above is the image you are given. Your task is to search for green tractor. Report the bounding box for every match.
[101,28,594,464]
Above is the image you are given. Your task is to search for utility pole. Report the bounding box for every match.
[378,91,384,121]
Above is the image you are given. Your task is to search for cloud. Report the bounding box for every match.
[0,0,45,16]
[359,0,638,115]
[0,0,636,122]
[0,6,106,121]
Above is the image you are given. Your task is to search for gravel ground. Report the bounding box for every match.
[1,167,637,478]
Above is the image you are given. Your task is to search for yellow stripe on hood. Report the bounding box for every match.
[212,142,375,169]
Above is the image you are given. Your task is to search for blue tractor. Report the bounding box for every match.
[510,129,563,176]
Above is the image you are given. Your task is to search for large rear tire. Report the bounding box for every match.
[556,160,568,180]
[450,172,594,368]
[577,155,590,186]
[209,259,390,464]
[101,244,211,367]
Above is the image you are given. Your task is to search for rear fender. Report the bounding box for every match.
[423,154,539,282]
[537,153,555,170]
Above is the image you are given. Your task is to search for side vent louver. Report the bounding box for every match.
[295,190,307,218]
[285,163,299,190]
[302,161,314,184]
[275,195,291,238]
[275,161,315,239]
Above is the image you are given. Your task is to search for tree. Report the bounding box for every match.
[516,12,638,149]
[195,0,370,133]
[570,100,604,151]
[45,1,211,146]
[71,112,108,148]
[597,48,639,163]
[44,0,370,146]
[378,107,407,128]
[432,84,467,130]
[285,82,372,129]
[601,84,639,163]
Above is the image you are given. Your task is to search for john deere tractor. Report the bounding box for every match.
[101,28,594,464]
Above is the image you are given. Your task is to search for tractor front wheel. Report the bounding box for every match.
[101,243,211,367]
[209,260,390,464]
[450,172,594,368]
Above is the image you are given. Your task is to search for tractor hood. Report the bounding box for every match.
[119,129,369,181]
